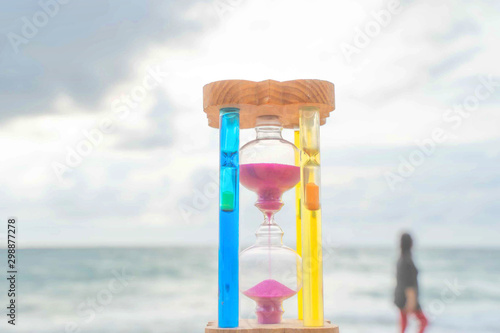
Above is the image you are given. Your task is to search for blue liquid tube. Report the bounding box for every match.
[218,107,239,328]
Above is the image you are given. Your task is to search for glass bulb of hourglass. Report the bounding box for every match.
[240,115,299,218]
[239,115,302,324]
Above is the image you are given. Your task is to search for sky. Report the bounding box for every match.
[0,0,499,248]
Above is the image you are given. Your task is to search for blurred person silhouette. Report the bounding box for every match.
[394,233,428,333]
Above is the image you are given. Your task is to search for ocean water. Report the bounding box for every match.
[0,247,499,333]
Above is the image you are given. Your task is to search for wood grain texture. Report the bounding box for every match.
[203,80,335,129]
[205,319,339,333]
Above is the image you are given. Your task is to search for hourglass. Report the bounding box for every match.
[239,115,301,324]
[203,80,338,333]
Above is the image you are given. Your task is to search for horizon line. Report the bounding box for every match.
[2,244,500,250]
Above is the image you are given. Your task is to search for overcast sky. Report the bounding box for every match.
[0,0,499,248]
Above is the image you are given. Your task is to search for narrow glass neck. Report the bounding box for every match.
[255,116,283,140]
[263,212,276,225]
[255,214,284,246]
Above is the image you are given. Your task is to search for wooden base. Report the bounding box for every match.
[206,319,339,333]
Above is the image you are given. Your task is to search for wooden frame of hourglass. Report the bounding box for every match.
[203,79,337,333]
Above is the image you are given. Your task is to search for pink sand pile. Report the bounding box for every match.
[243,279,296,299]
[243,279,297,324]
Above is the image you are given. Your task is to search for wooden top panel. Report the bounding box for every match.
[203,80,335,129]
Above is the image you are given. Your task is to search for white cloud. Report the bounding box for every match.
[1,0,499,247]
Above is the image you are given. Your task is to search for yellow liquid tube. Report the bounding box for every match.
[294,130,303,320]
[299,107,324,327]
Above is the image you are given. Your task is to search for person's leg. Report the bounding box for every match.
[414,310,429,333]
[399,310,408,333]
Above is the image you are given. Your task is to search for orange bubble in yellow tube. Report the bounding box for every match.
[305,182,319,210]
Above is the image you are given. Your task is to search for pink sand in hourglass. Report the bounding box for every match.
[240,163,300,212]
[243,279,297,324]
